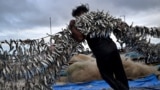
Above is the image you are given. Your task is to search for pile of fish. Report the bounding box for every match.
[0,10,160,90]
[75,11,160,64]
[0,29,86,90]
[113,23,160,63]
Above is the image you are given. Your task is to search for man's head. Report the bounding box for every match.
[72,4,89,17]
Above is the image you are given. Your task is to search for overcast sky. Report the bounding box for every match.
[0,0,160,42]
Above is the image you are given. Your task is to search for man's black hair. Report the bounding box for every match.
[72,4,89,17]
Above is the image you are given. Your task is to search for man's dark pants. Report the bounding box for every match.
[86,36,129,90]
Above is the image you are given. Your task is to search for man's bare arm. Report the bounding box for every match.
[69,20,85,42]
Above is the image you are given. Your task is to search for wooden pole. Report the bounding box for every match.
[50,17,52,35]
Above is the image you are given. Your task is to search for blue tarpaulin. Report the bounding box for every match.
[53,74,160,90]
[125,51,145,59]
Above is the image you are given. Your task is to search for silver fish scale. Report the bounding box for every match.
[0,27,86,89]
[75,11,117,38]
[75,10,160,63]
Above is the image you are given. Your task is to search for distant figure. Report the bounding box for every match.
[69,4,129,90]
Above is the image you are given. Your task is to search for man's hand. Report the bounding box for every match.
[68,19,85,42]
[69,20,75,29]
